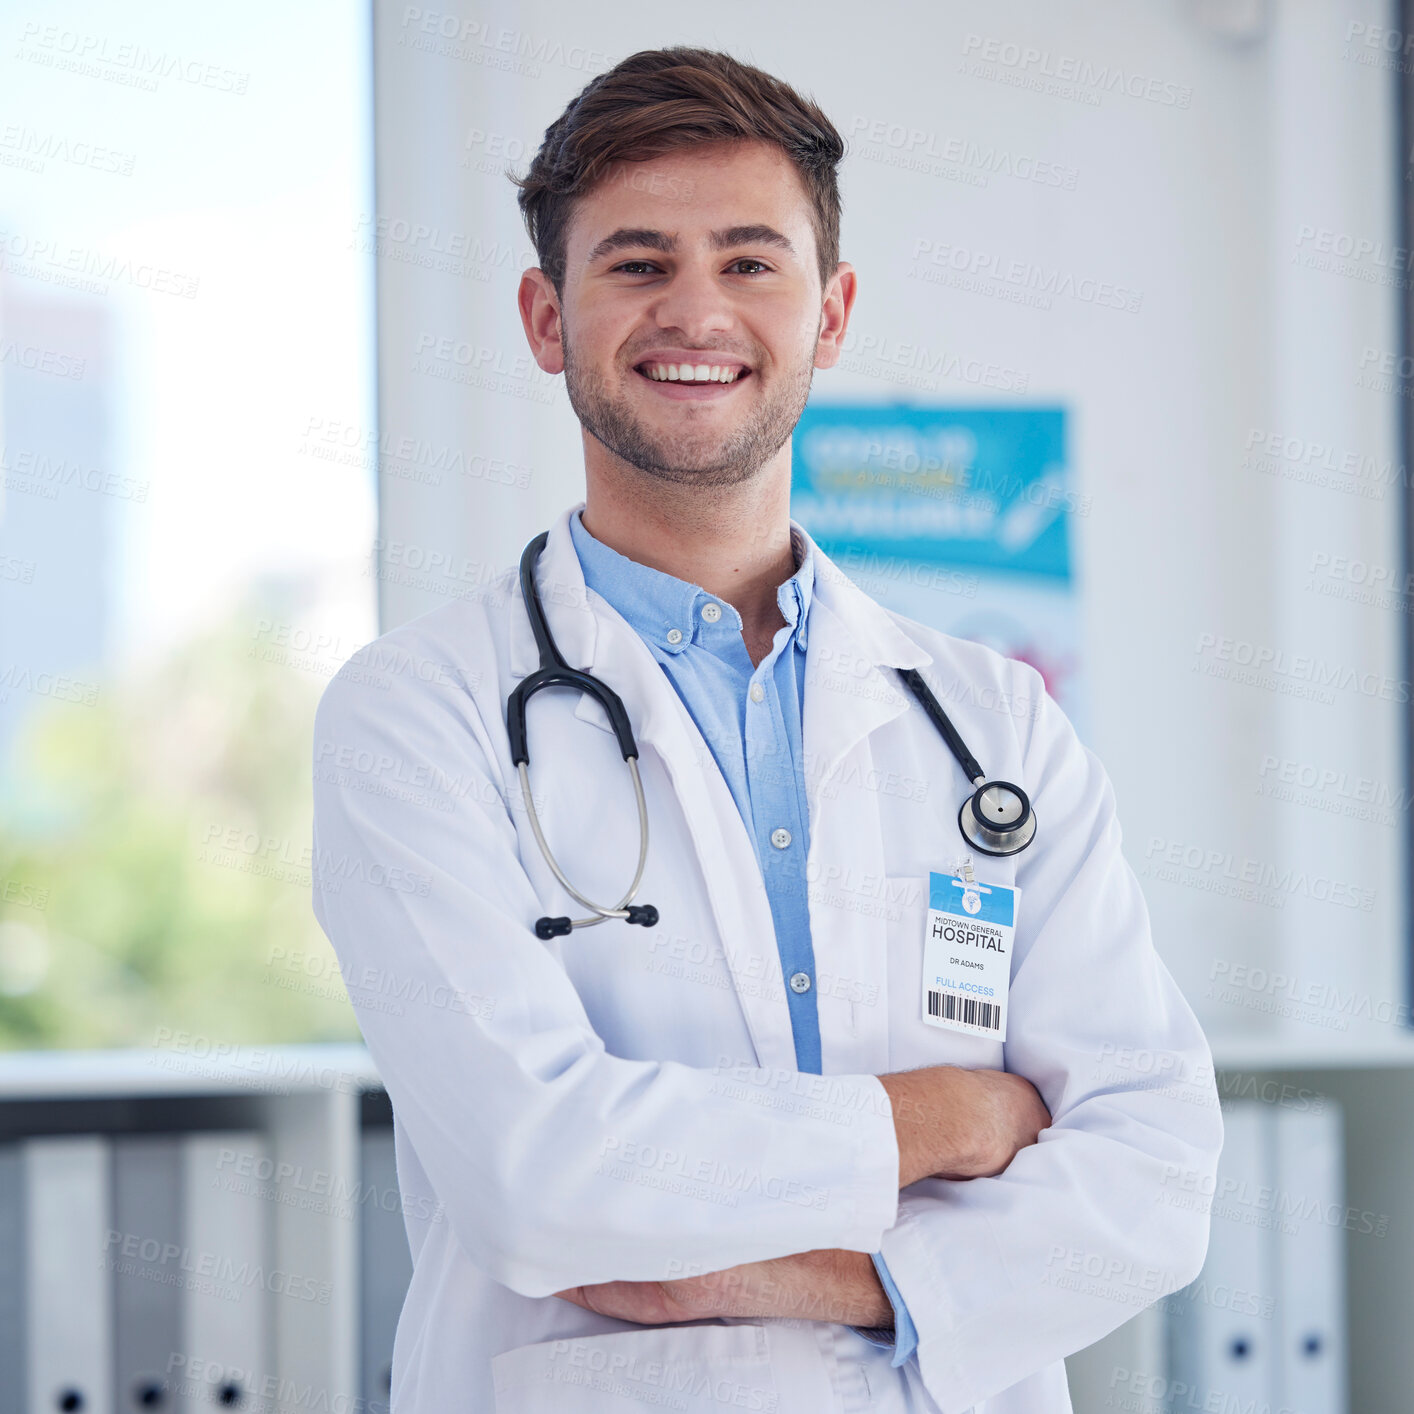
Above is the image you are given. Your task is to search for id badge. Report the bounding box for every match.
[921,870,1020,1041]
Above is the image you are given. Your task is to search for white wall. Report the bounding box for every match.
[372,0,1405,1049]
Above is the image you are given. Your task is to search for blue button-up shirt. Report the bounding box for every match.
[569,507,917,1365]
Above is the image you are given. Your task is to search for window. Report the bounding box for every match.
[0,5,377,1049]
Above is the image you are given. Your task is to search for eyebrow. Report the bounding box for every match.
[585,224,797,267]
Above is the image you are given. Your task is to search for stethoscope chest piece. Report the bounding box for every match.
[959,779,1036,857]
[896,666,1039,859]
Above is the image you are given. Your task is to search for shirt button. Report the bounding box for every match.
[666,628,683,645]
[789,971,812,993]
[701,602,722,623]
[749,683,765,703]
[770,827,792,849]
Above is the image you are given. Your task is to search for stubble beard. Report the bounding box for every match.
[561,321,818,489]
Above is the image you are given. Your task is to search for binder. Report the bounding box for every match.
[26,1134,114,1414]
[1165,1101,1275,1410]
[359,1125,412,1414]
[1271,1103,1347,1413]
[112,1135,184,1410]
[0,1142,24,1414]
[180,1132,271,1413]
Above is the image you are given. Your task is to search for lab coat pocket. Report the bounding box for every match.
[884,874,1006,1074]
[490,1320,833,1413]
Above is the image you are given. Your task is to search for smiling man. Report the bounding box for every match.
[524,135,840,669]
[311,45,1222,1414]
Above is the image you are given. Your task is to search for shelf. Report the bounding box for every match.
[1209,1030,1414,1073]
[0,1042,382,1099]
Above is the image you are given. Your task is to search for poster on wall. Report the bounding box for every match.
[790,403,1086,739]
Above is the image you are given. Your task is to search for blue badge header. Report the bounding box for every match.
[930,871,1015,926]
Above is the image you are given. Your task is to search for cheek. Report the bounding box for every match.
[784,309,829,357]
[570,299,637,355]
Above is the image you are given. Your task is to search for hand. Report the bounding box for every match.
[882,1063,1048,1186]
[937,1068,1051,1179]
[553,1249,890,1327]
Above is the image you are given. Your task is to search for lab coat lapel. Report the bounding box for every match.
[801,538,934,1074]
[508,507,800,1073]
[801,541,933,817]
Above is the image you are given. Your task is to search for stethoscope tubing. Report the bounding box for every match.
[515,756,652,928]
[510,534,655,934]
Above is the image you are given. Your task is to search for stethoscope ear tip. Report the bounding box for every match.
[534,906,657,938]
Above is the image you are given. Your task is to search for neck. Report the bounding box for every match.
[580,458,798,656]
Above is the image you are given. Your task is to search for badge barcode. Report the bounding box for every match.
[927,988,1000,1031]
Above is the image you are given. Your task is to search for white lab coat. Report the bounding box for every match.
[311,503,1223,1414]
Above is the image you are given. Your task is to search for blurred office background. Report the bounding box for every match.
[0,0,1410,1410]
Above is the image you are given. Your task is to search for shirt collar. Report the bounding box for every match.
[568,507,813,656]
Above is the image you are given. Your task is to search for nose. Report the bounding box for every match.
[647,259,736,344]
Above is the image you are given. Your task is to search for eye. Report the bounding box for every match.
[608,258,773,275]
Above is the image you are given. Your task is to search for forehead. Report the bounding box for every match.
[564,140,814,267]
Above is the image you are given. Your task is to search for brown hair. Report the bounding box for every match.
[509,46,845,300]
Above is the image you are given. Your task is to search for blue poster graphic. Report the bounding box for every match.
[791,404,1071,578]
[790,403,1086,732]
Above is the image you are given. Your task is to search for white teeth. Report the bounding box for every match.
[641,362,743,384]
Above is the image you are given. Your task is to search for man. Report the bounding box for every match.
[312,46,1222,1413]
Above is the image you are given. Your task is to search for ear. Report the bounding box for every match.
[814,261,857,370]
[518,268,565,375]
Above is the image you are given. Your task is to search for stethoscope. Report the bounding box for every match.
[507,531,1037,941]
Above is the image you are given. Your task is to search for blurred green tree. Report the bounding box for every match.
[0,591,365,1051]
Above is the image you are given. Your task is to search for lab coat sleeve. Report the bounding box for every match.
[849,1253,919,1365]
[309,635,900,1299]
[873,661,1224,1411]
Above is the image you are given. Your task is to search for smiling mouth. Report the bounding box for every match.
[633,362,753,386]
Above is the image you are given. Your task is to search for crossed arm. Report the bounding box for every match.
[554,1062,1052,1328]
[556,1245,892,1327]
